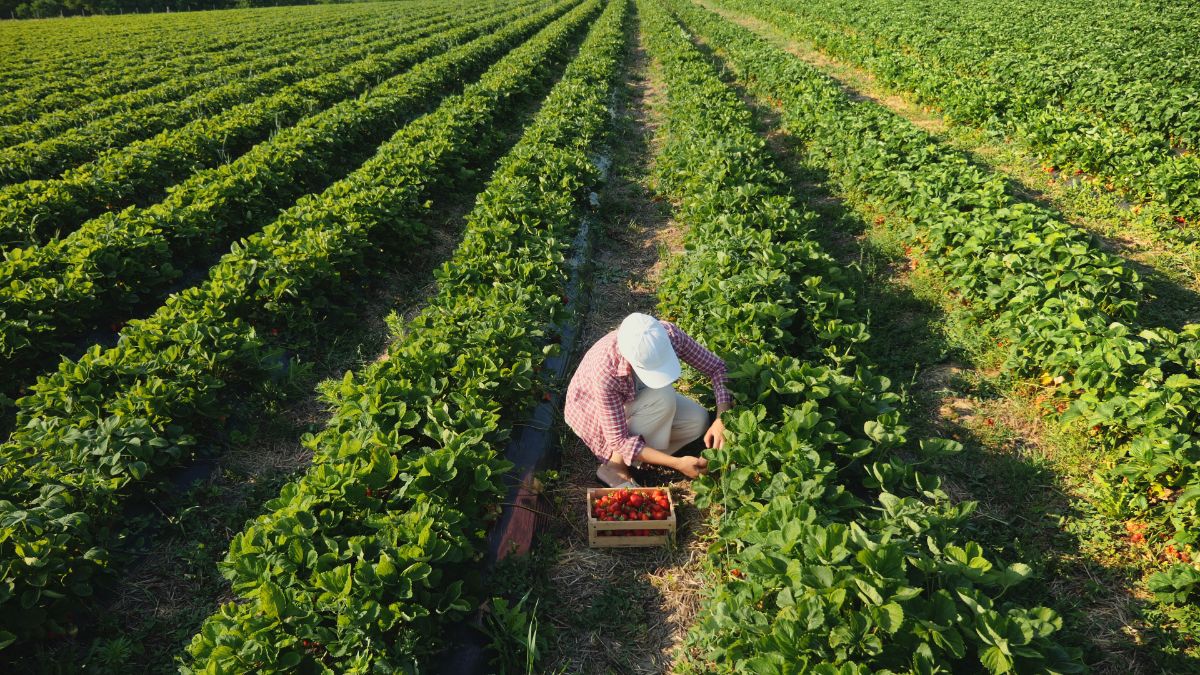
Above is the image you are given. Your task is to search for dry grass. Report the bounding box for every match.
[541,438,710,674]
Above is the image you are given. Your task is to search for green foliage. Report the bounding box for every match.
[680,0,1200,618]
[0,6,450,181]
[638,0,1080,670]
[723,0,1200,221]
[483,592,545,675]
[0,0,613,652]
[83,635,144,674]
[580,584,645,634]
[0,1,525,246]
[1148,564,1200,606]
[178,0,628,669]
[0,0,549,401]
[1,0,386,20]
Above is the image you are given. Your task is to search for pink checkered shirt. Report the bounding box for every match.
[564,321,732,466]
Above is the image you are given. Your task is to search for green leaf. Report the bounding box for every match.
[376,553,398,582]
[980,645,1015,674]
[260,581,288,620]
[127,461,150,480]
[878,602,904,633]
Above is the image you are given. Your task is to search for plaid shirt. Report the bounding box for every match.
[564,321,732,466]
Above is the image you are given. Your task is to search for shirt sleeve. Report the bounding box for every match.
[598,372,645,465]
[663,321,733,407]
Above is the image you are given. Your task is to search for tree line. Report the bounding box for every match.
[2,0,365,20]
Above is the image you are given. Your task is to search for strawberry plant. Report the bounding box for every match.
[669,0,1200,640]
[0,0,540,249]
[0,0,602,651]
[182,2,626,667]
[0,5,443,150]
[0,0,556,414]
[639,1,1079,670]
[0,5,377,124]
[718,0,1200,221]
[0,15,437,184]
[1148,564,1200,606]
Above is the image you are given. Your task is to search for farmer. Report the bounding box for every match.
[565,312,732,488]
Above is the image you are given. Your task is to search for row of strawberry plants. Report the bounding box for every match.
[0,6,444,174]
[182,3,626,668]
[719,0,1200,222]
[764,0,1200,148]
[637,1,1079,671]
[0,4,411,149]
[0,1,381,68]
[0,2,404,123]
[0,0,548,401]
[0,0,599,652]
[0,0,545,413]
[0,0,527,249]
[677,0,1200,609]
[0,23,424,181]
[0,1,391,88]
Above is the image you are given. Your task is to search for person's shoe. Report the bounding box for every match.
[596,463,639,488]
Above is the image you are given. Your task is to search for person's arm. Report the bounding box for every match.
[663,321,732,406]
[597,373,644,466]
[663,322,732,448]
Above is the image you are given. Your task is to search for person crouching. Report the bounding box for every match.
[564,312,732,487]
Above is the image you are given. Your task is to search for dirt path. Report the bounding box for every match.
[530,18,710,674]
[695,0,1200,330]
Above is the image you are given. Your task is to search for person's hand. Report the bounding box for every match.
[704,417,726,449]
[675,456,708,478]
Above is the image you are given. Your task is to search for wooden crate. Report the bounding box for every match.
[587,487,676,548]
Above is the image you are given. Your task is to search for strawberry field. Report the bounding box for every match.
[0,0,1197,672]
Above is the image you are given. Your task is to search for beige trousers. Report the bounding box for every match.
[625,386,709,459]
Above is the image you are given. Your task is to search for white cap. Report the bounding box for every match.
[616,313,681,389]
